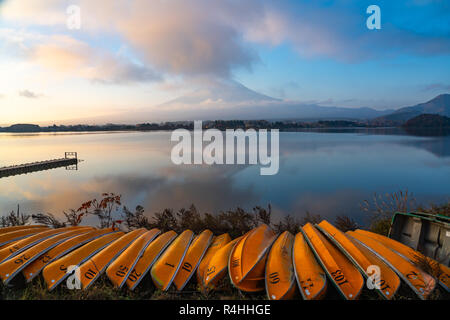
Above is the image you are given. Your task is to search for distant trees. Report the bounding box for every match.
[403,114,450,128]
[0,119,382,133]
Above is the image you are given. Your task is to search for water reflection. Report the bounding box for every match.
[0,129,449,226]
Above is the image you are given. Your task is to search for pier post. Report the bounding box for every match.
[65,152,78,159]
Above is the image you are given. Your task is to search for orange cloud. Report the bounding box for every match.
[31,35,160,84]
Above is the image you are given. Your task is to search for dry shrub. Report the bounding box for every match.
[151,208,178,232]
[123,205,151,229]
[176,205,206,233]
[77,193,122,228]
[300,211,322,225]
[419,201,450,217]
[0,206,30,227]
[334,215,359,232]
[122,204,272,239]
[361,190,417,235]
[273,214,302,234]
[31,213,66,228]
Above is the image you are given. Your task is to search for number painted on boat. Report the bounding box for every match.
[14,254,30,265]
[181,262,192,273]
[84,268,97,280]
[377,279,390,291]
[40,254,52,264]
[231,259,240,268]
[127,269,141,282]
[268,272,280,284]
[206,266,216,277]
[331,270,349,286]
[115,265,129,277]
[406,271,419,280]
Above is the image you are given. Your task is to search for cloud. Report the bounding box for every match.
[1,0,449,78]
[0,29,161,84]
[245,1,450,62]
[79,0,259,78]
[33,36,161,84]
[421,83,450,92]
[19,89,42,98]
[1,0,260,78]
[0,0,67,26]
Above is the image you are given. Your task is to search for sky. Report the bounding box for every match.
[0,0,449,125]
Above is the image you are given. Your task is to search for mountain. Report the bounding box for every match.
[54,80,396,124]
[159,79,281,107]
[376,94,450,122]
[135,80,393,122]
[151,102,393,122]
[403,114,450,128]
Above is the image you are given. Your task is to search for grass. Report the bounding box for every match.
[0,273,267,300]
[4,271,447,300]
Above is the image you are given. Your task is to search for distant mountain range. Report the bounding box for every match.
[375,94,450,122]
[138,83,449,122]
[4,77,449,125]
[117,80,396,122]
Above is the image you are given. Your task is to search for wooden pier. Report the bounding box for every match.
[0,152,78,178]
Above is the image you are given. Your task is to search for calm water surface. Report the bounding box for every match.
[0,129,449,226]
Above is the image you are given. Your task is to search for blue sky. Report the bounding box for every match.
[236,0,450,108]
[0,0,449,124]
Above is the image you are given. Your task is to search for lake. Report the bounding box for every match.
[0,129,449,227]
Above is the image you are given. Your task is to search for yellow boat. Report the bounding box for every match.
[106,229,161,288]
[347,231,436,299]
[354,229,450,292]
[0,228,88,285]
[42,231,123,290]
[126,231,177,290]
[302,223,364,300]
[0,226,91,263]
[151,229,194,291]
[293,231,327,300]
[0,225,48,235]
[173,229,213,291]
[196,233,231,286]
[79,228,148,289]
[0,240,19,251]
[22,228,114,282]
[0,226,50,250]
[265,231,296,300]
[203,236,242,289]
[229,235,262,292]
[229,224,276,292]
[317,221,400,299]
[0,227,50,247]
